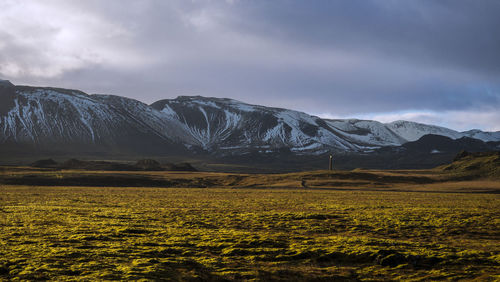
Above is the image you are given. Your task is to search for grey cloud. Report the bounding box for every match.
[229,0,500,76]
[0,0,499,130]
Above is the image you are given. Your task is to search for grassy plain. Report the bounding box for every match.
[1,183,499,281]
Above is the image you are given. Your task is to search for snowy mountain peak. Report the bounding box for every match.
[385,120,464,142]
[0,83,499,158]
[462,129,482,134]
[461,129,500,142]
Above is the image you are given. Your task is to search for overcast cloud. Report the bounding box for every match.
[1,0,499,131]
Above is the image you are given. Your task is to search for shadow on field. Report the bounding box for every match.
[0,152,498,192]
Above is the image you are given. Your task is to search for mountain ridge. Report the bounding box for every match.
[1,80,499,163]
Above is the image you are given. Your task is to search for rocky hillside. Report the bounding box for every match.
[1,80,499,160]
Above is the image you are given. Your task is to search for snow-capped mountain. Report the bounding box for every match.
[461,129,500,142]
[1,80,499,158]
[386,120,466,142]
[149,96,363,154]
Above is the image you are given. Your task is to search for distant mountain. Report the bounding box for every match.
[1,80,499,163]
[461,129,500,142]
[401,134,494,153]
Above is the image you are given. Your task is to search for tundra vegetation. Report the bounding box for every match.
[0,153,499,280]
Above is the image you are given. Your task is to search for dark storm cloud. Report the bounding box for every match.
[0,0,499,130]
[231,0,500,75]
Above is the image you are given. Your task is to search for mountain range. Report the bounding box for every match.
[1,79,499,168]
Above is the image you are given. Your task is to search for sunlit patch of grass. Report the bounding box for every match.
[0,185,498,280]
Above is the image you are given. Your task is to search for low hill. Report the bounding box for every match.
[28,158,197,172]
[402,134,494,153]
[439,151,500,179]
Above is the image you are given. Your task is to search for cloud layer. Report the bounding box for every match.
[1,0,499,131]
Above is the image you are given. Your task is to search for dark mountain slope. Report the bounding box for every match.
[1,80,499,168]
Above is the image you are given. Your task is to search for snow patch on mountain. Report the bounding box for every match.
[326,119,404,146]
[1,89,120,143]
[386,120,464,142]
[232,102,257,112]
[1,84,499,157]
[193,100,220,109]
[462,129,500,142]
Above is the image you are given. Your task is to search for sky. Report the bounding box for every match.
[0,0,499,131]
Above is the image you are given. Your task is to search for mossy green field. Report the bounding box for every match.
[1,185,499,281]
